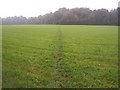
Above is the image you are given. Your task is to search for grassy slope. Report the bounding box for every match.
[2,25,118,88]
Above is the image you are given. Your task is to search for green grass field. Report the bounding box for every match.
[0,25,2,89]
[2,25,118,88]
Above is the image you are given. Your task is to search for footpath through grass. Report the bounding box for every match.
[2,25,118,88]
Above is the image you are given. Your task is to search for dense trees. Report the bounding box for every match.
[1,7,119,25]
[2,16,27,25]
[118,8,120,26]
[0,17,1,25]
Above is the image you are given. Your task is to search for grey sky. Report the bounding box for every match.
[0,0,119,18]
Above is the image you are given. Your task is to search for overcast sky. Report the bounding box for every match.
[0,0,119,18]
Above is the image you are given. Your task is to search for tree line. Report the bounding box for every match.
[1,7,119,25]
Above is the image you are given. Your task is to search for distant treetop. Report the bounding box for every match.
[1,7,118,25]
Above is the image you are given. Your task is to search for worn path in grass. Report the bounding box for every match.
[54,26,68,88]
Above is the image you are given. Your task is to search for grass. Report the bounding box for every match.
[2,25,118,88]
[0,25,2,89]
